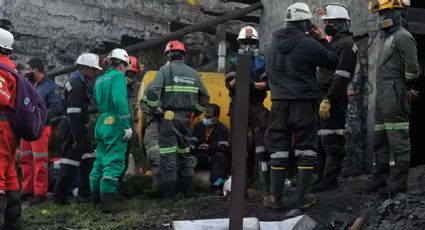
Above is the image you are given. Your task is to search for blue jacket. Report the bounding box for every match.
[35,76,62,125]
[191,121,230,156]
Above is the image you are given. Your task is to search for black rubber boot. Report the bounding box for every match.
[258,161,271,198]
[144,170,163,198]
[311,156,342,193]
[53,164,79,205]
[296,167,316,209]
[263,167,286,209]
[162,181,178,200]
[3,190,23,230]
[91,191,101,207]
[378,161,409,196]
[0,194,4,225]
[79,158,95,200]
[179,176,195,198]
[100,193,124,214]
[355,163,389,194]
[29,195,47,206]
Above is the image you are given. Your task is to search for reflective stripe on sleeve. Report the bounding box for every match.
[335,70,351,79]
[60,158,80,167]
[405,72,418,80]
[0,89,11,99]
[67,107,82,114]
[218,141,229,146]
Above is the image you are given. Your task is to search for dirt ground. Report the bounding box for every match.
[22,166,425,230]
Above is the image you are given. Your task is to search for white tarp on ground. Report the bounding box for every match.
[172,215,317,230]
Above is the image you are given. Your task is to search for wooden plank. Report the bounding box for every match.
[47,2,263,78]
[229,54,251,230]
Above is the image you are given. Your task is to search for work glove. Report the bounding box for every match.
[123,128,133,142]
[319,99,331,119]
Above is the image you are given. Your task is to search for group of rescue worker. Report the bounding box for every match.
[0,0,421,228]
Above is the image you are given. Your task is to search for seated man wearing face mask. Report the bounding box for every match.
[191,103,230,189]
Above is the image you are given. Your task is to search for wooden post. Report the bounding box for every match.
[229,54,251,230]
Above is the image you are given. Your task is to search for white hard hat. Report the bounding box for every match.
[321,4,350,21]
[237,26,259,41]
[0,28,14,51]
[285,2,313,22]
[76,53,102,70]
[108,48,130,65]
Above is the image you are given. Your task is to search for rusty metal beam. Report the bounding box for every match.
[47,2,263,78]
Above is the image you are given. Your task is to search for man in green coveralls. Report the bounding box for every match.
[90,48,132,213]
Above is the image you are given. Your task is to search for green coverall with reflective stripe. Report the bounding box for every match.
[374,26,419,164]
[145,60,210,182]
[90,68,131,194]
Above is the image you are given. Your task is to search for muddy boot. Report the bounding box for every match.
[100,193,124,214]
[354,163,389,194]
[0,193,4,225]
[29,195,47,206]
[258,161,271,198]
[53,164,78,205]
[144,172,163,198]
[162,181,177,200]
[92,191,101,207]
[3,190,23,230]
[296,166,316,209]
[378,161,409,196]
[178,176,195,198]
[19,193,33,202]
[311,156,342,193]
[263,167,286,209]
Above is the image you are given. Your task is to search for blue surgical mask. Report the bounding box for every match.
[203,118,213,126]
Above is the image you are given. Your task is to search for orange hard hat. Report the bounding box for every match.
[164,40,186,54]
[128,56,140,73]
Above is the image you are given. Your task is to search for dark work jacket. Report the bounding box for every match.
[191,121,230,156]
[225,55,267,103]
[35,76,62,125]
[317,34,357,103]
[267,25,338,100]
[63,70,92,143]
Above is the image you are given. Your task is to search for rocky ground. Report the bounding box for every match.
[22,166,425,230]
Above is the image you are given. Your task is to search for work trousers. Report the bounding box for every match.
[374,79,411,165]
[90,113,127,194]
[54,119,95,202]
[144,120,160,176]
[195,151,227,184]
[317,99,347,182]
[159,114,197,182]
[20,126,51,196]
[266,100,319,168]
[0,120,19,192]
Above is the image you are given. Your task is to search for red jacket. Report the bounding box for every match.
[0,54,16,115]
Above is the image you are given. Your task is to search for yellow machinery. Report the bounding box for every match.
[137,70,271,143]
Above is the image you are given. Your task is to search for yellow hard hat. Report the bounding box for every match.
[369,0,411,12]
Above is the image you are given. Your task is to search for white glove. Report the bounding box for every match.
[123,128,133,141]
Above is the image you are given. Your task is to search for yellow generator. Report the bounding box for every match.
[137,71,271,143]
